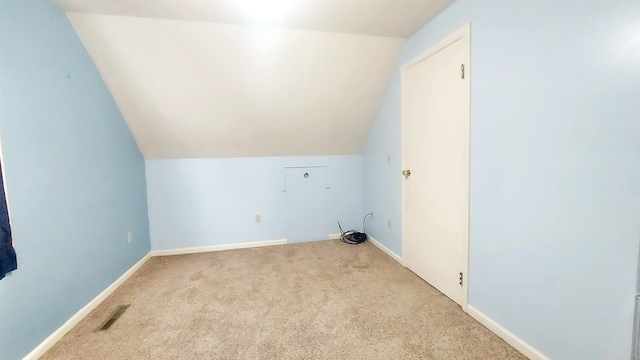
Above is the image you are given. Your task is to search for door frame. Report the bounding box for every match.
[401,24,471,311]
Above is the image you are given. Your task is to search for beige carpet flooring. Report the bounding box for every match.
[41,240,526,359]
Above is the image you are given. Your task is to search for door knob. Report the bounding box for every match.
[402,169,411,179]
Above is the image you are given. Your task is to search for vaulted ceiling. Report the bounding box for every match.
[54,0,454,158]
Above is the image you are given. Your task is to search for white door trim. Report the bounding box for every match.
[401,24,471,311]
[403,24,471,71]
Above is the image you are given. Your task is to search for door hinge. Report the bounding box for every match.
[461,64,465,79]
[459,272,463,286]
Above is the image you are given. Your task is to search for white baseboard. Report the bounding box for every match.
[364,236,545,360]
[25,239,288,358]
[328,233,341,240]
[467,305,549,360]
[29,239,545,360]
[23,253,152,360]
[150,239,287,257]
[367,235,403,264]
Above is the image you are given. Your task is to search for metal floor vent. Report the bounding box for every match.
[97,304,130,331]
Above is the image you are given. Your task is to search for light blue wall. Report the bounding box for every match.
[363,0,640,358]
[146,156,362,250]
[0,1,151,359]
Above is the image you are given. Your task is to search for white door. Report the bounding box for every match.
[285,166,329,243]
[402,29,470,306]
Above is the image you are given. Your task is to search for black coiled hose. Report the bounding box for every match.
[337,213,372,245]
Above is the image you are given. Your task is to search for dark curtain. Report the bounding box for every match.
[0,160,16,280]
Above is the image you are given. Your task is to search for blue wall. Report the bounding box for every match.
[146,156,362,250]
[0,1,151,359]
[363,0,640,358]
[2,0,637,358]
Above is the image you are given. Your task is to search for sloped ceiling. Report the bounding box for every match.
[55,0,454,158]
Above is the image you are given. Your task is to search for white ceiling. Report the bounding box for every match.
[56,0,455,38]
[55,0,454,158]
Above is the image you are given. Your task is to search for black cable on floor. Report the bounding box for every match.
[338,213,371,245]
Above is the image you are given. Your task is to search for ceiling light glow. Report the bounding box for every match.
[234,0,293,22]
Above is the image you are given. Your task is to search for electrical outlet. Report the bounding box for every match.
[255,214,262,223]
[127,231,132,244]
[387,219,392,229]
